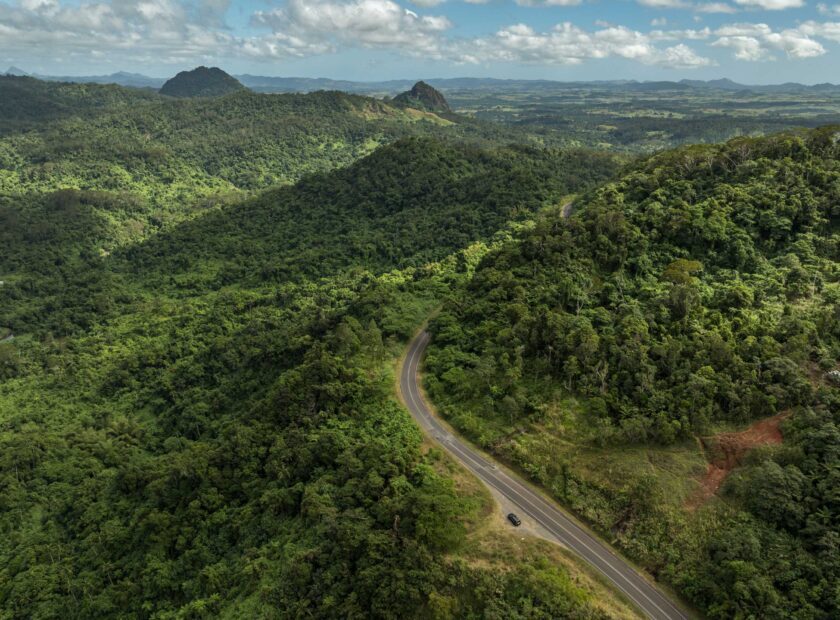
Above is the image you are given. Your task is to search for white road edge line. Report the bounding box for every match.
[401,331,689,620]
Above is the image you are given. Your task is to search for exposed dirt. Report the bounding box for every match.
[686,412,788,511]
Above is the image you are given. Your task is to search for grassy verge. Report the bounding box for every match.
[393,326,648,619]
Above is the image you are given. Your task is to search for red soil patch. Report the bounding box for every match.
[686,412,788,511]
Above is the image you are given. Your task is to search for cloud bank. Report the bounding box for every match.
[1,0,839,73]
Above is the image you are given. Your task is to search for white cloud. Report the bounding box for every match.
[242,0,715,69]
[516,0,584,6]
[715,22,773,36]
[764,29,826,57]
[251,0,452,57]
[797,20,840,42]
[712,34,773,59]
[733,0,805,9]
[0,0,237,64]
[637,0,738,11]
[650,27,712,40]
[817,3,840,15]
[409,0,446,7]
[712,21,827,60]
[695,2,739,12]
[660,42,716,66]
[637,0,693,7]
[20,0,59,12]
[461,22,713,68]
[1,0,837,74]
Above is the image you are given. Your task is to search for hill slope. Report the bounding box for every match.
[1,138,619,334]
[0,75,159,130]
[159,66,246,98]
[425,127,840,619]
[0,75,539,269]
[0,137,626,618]
[393,81,452,113]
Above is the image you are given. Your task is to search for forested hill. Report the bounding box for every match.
[0,75,540,240]
[0,75,160,129]
[425,127,840,619]
[0,132,627,617]
[159,66,246,98]
[393,81,452,114]
[0,76,453,198]
[0,138,619,336]
[120,139,620,292]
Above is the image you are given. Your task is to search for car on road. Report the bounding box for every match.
[507,513,521,527]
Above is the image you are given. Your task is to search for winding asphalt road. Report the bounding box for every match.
[400,330,691,620]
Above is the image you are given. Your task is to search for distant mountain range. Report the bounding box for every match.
[3,67,165,88]
[6,67,840,95]
[678,77,840,93]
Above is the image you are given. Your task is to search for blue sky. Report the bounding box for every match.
[2,0,840,82]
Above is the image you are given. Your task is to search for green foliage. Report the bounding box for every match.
[0,101,619,618]
[158,66,245,98]
[0,74,617,341]
[426,128,840,619]
[0,76,159,132]
[120,138,618,293]
[433,559,606,619]
[393,82,452,114]
[429,129,840,441]
[0,137,618,337]
[0,74,542,268]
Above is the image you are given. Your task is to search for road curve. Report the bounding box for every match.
[400,330,691,620]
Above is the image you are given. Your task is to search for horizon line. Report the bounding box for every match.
[5,67,840,89]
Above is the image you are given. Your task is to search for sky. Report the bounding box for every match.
[2,0,840,83]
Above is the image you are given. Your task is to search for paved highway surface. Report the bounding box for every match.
[400,330,691,620]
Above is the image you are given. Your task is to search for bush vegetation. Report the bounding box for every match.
[425,127,840,619]
[0,104,621,618]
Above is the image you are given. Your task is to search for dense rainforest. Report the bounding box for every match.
[0,75,531,246]
[4,72,839,619]
[425,127,840,619]
[0,135,617,336]
[0,79,628,619]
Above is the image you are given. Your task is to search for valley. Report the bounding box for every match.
[1,64,838,620]
[0,76,627,617]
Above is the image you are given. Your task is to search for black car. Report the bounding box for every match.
[507,513,521,527]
